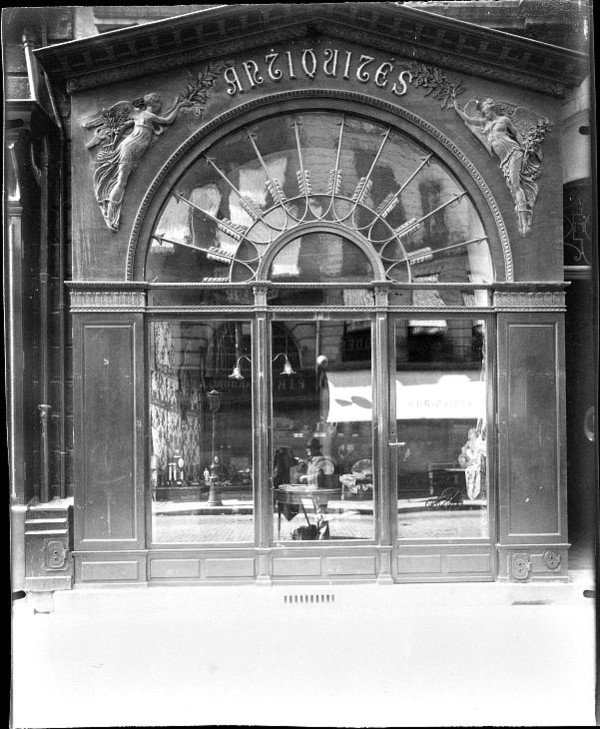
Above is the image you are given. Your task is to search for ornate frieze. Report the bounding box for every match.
[492,290,566,311]
[81,65,224,231]
[70,289,146,312]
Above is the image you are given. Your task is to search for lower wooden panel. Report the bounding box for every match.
[327,556,376,576]
[74,552,147,584]
[148,553,256,581]
[396,545,495,581]
[446,553,491,573]
[147,547,380,582]
[150,559,201,579]
[71,546,496,585]
[80,560,140,582]
[205,558,255,578]
[272,557,322,577]
[397,554,442,574]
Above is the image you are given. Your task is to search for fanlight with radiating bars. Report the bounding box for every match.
[147,111,493,285]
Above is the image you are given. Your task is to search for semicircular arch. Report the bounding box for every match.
[127,90,513,283]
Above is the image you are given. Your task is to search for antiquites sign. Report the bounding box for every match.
[80,50,551,238]
[223,48,416,97]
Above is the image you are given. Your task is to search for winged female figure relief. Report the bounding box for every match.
[452,95,552,237]
[82,66,223,231]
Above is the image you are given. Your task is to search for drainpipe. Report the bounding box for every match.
[22,32,39,103]
[43,68,68,500]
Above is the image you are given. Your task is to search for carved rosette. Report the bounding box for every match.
[542,549,562,571]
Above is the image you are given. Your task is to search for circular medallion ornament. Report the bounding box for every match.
[542,549,561,570]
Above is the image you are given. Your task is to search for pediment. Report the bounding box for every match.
[35,3,588,97]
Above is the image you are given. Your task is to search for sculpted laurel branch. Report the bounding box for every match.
[175,64,227,117]
[406,62,465,109]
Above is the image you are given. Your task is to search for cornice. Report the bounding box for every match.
[33,3,589,97]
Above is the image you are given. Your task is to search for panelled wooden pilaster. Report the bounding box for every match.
[70,285,148,585]
[495,287,569,582]
[7,131,28,592]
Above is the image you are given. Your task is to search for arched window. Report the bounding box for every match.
[146,107,493,551]
[145,111,494,286]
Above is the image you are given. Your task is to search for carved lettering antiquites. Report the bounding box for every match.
[223,49,414,97]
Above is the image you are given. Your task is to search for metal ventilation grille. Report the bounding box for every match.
[284,593,335,605]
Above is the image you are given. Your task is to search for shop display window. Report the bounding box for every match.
[150,320,255,543]
[144,108,495,549]
[394,318,489,539]
[271,319,375,542]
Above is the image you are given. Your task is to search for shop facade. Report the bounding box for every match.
[8,4,594,593]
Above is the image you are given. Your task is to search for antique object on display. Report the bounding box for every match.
[339,459,374,500]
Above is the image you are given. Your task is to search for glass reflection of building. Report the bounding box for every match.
[147,112,492,546]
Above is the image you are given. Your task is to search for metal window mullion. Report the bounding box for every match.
[252,313,271,548]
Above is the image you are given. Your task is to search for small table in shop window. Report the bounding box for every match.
[273,485,342,539]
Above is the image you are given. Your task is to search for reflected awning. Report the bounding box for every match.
[326,371,485,421]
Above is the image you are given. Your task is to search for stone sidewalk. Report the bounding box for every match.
[11,568,596,728]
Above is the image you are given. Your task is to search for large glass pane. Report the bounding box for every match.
[271,319,375,542]
[268,232,373,282]
[395,318,489,539]
[150,320,254,543]
[146,111,493,286]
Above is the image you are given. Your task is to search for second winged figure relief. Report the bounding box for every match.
[452,95,552,237]
[82,66,223,231]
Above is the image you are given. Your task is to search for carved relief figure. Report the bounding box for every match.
[452,96,552,237]
[82,66,224,231]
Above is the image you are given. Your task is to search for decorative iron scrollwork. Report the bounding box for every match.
[563,181,592,266]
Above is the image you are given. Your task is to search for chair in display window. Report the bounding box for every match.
[339,459,373,500]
